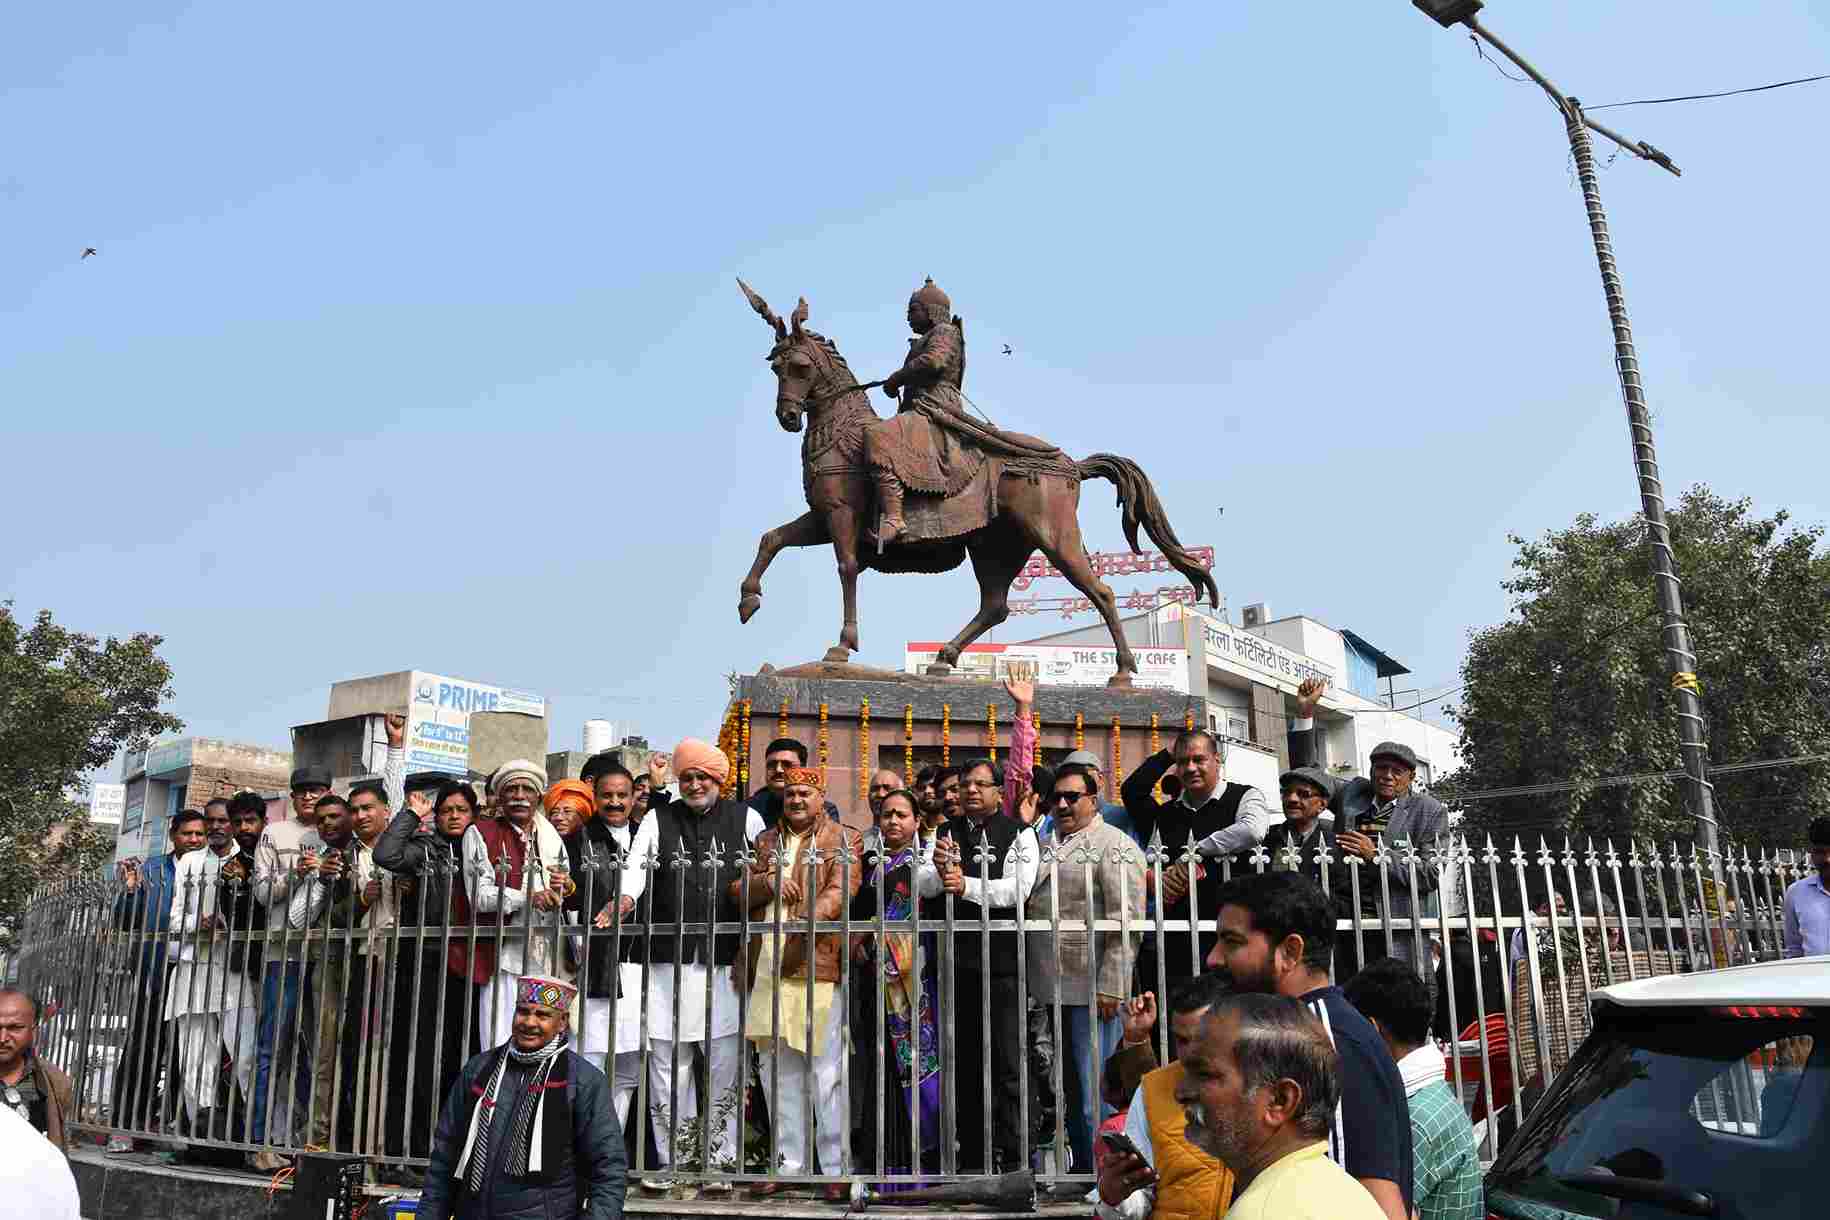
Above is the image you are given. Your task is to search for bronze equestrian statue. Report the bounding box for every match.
[736,277,1217,686]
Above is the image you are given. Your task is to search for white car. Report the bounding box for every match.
[1484,954,1826,1219]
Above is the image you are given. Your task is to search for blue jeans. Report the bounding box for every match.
[1059,1004,1122,1175]
[250,962,309,1144]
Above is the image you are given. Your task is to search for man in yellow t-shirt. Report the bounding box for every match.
[1173,993,1386,1220]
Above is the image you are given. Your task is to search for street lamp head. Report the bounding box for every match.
[1412,0,1483,28]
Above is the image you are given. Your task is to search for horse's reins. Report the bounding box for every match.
[787,379,884,410]
[790,379,999,427]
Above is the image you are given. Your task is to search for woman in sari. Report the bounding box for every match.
[848,789,941,1187]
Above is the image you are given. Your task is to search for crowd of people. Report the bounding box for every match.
[38,666,1774,1220]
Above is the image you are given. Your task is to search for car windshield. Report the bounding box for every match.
[1486,1005,1823,1220]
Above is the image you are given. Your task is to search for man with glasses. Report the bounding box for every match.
[247,765,331,1166]
[1289,680,1446,976]
[1026,763,1146,1181]
[917,752,1040,1175]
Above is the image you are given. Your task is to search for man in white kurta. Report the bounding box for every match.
[636,738,764,1193]
[463,760,570,1050]
[165,807,257,1131]
[580,762,658,1128]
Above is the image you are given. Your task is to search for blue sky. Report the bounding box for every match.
[5,2,1827,768]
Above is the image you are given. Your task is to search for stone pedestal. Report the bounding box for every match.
[734,663,1199,831]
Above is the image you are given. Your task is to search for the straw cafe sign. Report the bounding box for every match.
[903,641,1191,693]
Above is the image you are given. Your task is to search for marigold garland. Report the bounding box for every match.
[1185,709,1195,731]
[858,698,871,803]
[777,698,789,742]
[1074,710,1084,751]
[1150,712,1162,802]
[903,703,915,785]
[717,705,739,777]
[987,703,997,761]
[1111,716,1122,785]
[739,699,751,790]
[818,702,830,789]
[941,703,951,768]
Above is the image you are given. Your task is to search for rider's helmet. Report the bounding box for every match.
[907,277,952,329]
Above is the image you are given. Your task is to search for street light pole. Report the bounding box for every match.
[1416,3,1722,862]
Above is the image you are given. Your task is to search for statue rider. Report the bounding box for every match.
[866,278,967,548]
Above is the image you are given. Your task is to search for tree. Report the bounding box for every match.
[0,603,183,943]
[1446,487,1830,852]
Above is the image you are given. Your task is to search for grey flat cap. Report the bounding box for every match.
[1279,765,1337,798]
[1061,749,1103,770]
[1369,741,1420,771]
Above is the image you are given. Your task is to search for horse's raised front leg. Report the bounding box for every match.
[738,510,830,624]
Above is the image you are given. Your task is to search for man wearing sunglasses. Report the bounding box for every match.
[1025,764,1146,1180]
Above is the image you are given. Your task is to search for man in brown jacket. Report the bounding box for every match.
[737,767,861,1198]
[0,989,75,1152]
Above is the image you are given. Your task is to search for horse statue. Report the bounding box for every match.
[734,279,1217,686]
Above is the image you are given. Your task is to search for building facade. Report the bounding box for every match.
[114,737,294,862]
[1020,603,1461,786]
[292,669,548,789]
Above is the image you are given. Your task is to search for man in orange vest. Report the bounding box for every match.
[1095,972,1237,1220]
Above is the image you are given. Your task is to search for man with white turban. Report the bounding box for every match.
[633,738,763,1198]
[464,760,571,1050]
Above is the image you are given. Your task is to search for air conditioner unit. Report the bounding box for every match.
[1241,603,1270,629]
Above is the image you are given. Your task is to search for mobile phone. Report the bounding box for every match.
[1099,1130,1145,1160]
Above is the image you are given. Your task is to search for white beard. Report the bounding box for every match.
[683,788,720,812]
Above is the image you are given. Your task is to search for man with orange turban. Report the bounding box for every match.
[633,738,764,1199]
[544,778,628,1119]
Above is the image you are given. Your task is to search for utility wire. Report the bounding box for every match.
[1586,73,1830,111]
[1469,31,1533,85]
[1439,751,1830,804]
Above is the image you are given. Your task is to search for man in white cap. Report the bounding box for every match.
[463,760,571,1050]
[420,973,626,1220]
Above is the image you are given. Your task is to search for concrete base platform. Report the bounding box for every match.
[69,1147,1091,1220]
[71,1147,293,1220]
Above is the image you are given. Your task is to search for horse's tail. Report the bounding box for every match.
[1075,453,1220,609]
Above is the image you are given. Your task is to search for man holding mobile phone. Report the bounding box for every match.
[1095,972,1236,1220]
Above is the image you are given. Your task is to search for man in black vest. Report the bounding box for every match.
[1121,729,1271,997]
[635,737,758,1198]
[916,757,1040,1174]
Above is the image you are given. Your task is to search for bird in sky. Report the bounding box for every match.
[1001,343,1012,356]
[81,247,97,259]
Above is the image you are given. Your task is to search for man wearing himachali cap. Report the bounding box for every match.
[737,765,861,1199]
[419,973,626,1220]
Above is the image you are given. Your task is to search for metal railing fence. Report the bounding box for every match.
[11,828,1814,1187]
